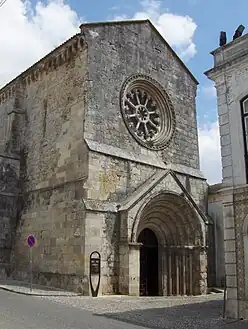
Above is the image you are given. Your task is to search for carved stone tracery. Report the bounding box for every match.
[120,74,176,150]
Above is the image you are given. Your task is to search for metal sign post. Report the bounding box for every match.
[27,235,36,292]
[29,247,33,292]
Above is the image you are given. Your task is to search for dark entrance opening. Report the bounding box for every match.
[138,228,159,296]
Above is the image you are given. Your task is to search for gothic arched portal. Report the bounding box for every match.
[134,192,207,296]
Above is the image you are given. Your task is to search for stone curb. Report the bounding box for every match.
[0,285,82,297]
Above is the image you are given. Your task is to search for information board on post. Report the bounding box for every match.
[89,251,101,297]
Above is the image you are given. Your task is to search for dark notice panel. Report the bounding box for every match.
[89,251,101,297]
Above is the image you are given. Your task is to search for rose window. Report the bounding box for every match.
[120,75,176,150]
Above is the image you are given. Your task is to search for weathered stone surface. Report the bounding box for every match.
[206,32,248,319]
[83,21,200,170]
[0,153,20,270]
[0,20,208,296]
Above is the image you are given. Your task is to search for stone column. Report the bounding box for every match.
[175,252,180,295]
[119,242,142,296]
[222,198,238,319]
[189,249,193,295]
[199,248,208,295]
[119,242,129,295]
[162,247,168,296]
[129,242,142,296]
[182,249,186,295]
[5,93,25,153]
[168,249,172,295]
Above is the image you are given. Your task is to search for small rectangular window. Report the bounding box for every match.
[243,99,248,114]
[245,117,248,148]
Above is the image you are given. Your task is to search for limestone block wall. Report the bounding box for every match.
[0,21,208,294]
[0,35,90,292]
[0,97,14,152]
[0,79,24,277]
[205,34,248,186]
[208,184,225,287]
[210,185,248,319]
[79,21,208,295]
[232,186,248,319]
[12,183,87,292]
[205,32,248,319]
[83,149,207,295]
[0,154,20,271]
[83,211,120,295]
[82,21,200,170]
[215,61,248,186]
[176,174,207,212]
[84,152,156,294]
[117,170,208,296]
[85,151,207,209]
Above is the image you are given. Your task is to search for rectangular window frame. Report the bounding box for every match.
[241,97,248,183]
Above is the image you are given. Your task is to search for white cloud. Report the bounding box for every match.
[198,121,222,184]
[115,0,198,61]
[0,0,81,87]
[112,14,128,21]
[188,0,199,5]
[0,0,198,88]
[201,83,216,98]
[0,0,220,185]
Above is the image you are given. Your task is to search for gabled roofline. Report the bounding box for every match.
[119,168,209,225]
[0,33,84,104]
[80,19,199,85]
[170,170,209,224]
[0,19,198,105]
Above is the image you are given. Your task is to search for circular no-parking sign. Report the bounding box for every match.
[27,235,36,248]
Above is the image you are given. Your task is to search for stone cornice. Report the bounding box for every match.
[0,33,85,105]
[85,138,205,179]
[210,33,248,56]
[205,48,248,80]
[0,153,20,160]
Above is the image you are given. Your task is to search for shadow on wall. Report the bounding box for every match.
[94,299,248,329]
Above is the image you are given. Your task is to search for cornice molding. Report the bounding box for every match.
[0,34,86,105]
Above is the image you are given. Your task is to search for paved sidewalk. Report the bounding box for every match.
[0,279,81,296]
[40,293,248,329]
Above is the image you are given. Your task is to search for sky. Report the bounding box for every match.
[0,0,246,184]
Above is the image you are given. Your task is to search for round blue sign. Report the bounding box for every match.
[27,235,36,248]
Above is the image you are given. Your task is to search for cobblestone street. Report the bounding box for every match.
[1,287,248,328]
[40,293,248,329]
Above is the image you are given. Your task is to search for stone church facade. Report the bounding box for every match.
[0,20,211,296]
[206,32,248,319]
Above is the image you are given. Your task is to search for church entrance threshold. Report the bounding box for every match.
[138,228,159,296]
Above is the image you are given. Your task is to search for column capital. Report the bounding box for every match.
[128,242,143,249]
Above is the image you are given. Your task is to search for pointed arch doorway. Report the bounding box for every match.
[132,192,207,297]
[138,228,159,296]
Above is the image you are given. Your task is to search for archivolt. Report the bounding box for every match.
[132,192,204,247]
